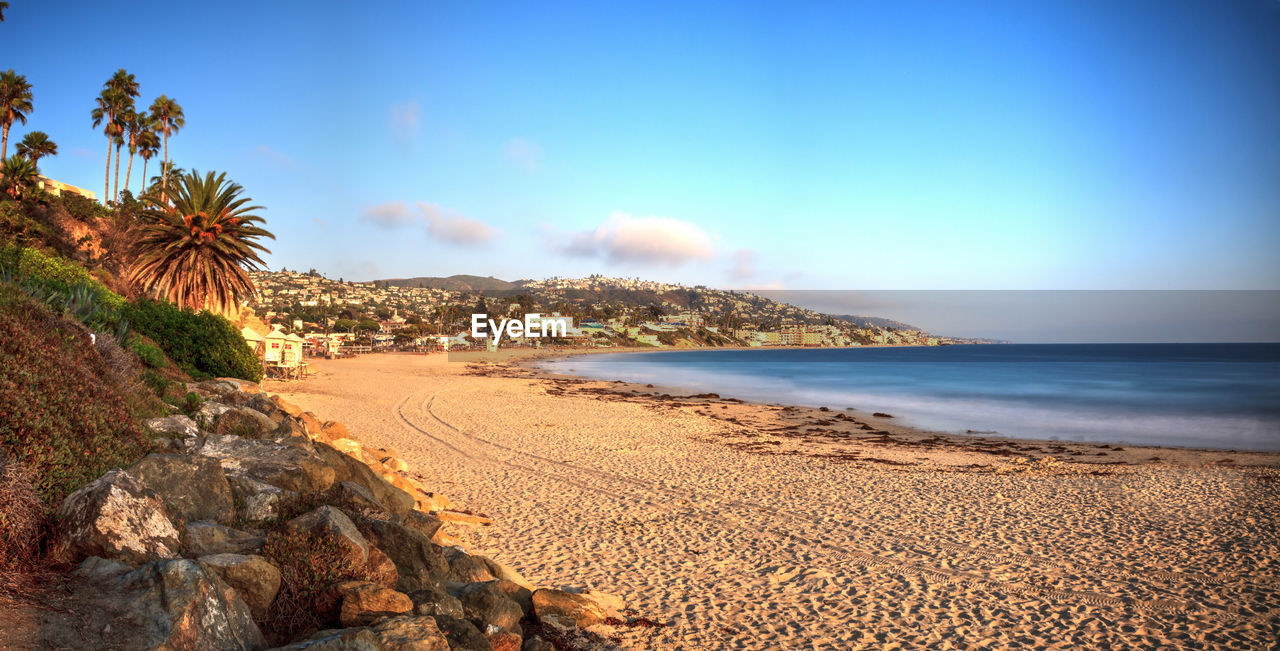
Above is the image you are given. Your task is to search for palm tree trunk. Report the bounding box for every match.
[141,159,148,197]
[124,150,135,197]
[104,137,112,203]
[113,144,122,203]
[161,130,169,203]
[1,123,9,160]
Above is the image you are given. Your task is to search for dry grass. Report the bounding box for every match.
[0,455,50,602]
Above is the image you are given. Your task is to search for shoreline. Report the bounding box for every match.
[493,346,1280,460]
[269,352,1280,649]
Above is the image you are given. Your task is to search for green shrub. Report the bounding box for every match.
[0,285,153,503]
[54,193,107,223]
[125,298,263,382]
[129,338,167,369]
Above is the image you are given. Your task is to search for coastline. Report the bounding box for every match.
[270,351,1280,649]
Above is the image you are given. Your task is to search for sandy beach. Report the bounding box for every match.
[271,351,1280,649]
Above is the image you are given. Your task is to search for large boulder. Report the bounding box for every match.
[477,557,534,592]
[457,581,524,634]
[128,454,236,523]
[75,557,264,650]
[531,589,616,629]
[144,414,200,440]
[408,585,465,619]
[197,434,336,494]
[445,547,496,584]
[334,580,414,627]
[228,475,289,523]
[198,553,281,620]
[364,518,451,593]
[197,400,234,423]
[183,521,266,556]
[315,443,414,516]
[286,506,369,562]
[53,470,180,566]
[432,615,492,651]
[214,406,279,439]
[402,511,444,541]
[277,616,450,651]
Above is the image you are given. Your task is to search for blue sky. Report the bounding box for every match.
[5,0,1279,290]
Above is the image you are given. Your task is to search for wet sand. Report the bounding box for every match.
[270,351,1280,649]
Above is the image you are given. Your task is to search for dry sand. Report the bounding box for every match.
[271,351,1280,649]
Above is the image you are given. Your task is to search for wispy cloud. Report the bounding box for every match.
[389,100,421,145]
[728,248,757,279]
[361,201,415,228]
[252,145,297,169]
[417,201,499,246]
[552,211,715,266]
[505,137,541,172]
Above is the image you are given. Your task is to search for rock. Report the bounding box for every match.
[220,377,263,394]
[300,412,324,438]
[531,589,611,628]
[489,580,533,616]
[215,406,279,438]
[72,556,132,582]
[144,415,200,439]
[228,475,288,522]
[273,627,379,650]
[331,437,364,458]
[273,417,311,440]
[82,558,264,650]
[457,581,524,633]
[198,433,336,494]
[364,518,451,593]
[314,443,414,516]
[431,615,493,651]
[53,470,180,566]
[334,581,414,627]
[487,631,522,651]
[197,400,234,423]
[367,615,451,650]
[183,521,266,556]
[287,506,369,561]
[194,379,244,399]
[402,511,444,541]
[198,553,281,620]
[521,636,553,651]
[381,457,411,473]
[321,420,353,442]
[271,395,305,418]
[330,480,389,517]
[445,548,496,584]
[128,454,236,524]
[477,557,534,592]
[408,585,465,619]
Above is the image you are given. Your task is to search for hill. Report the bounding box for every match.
[379,274,517,292]
[833,314,923,331]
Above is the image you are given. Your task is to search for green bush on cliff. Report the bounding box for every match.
[0,284,154,502]
[124,298,263,382]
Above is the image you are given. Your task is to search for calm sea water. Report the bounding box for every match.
[540,344,1280,451]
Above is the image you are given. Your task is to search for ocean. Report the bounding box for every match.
[540,344,1280,452]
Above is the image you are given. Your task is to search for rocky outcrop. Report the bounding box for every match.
[73,557,265,650]
[53,470,181,566]
[128,453,236,523]
[198,553,282,620]
[197,433,336,494]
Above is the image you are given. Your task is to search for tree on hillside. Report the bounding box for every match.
[104,69,140,203]
[149,95,184,201]
[137,127,160,198]
[129,170,275,314]
[147,161,182,195]
[0,2,9,22]
[0,69,33,161]
[15,130,56,164]
[1,155,38,199]
[122,109,151,197]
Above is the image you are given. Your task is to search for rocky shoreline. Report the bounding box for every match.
[22,377,630,650]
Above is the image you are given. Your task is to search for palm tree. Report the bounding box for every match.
[0,2,8,22]
[0,70,34,161]
[122,110,151,197]
[15,131,56,164]
[148,161,183,196]
[137,129,160,198]
[129,170,274,314]
[100,69,139,204]
[1,155,38,199]
[148,95,184,201]
[92,88,127,203]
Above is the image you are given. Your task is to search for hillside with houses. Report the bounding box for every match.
[247,269,998,353]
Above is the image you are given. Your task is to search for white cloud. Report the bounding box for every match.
[417,201,499,246]
[557,211,715,266]
[728,248,757,279]
[389,100,420,144]
[505,137,540,172]
[361,201,414,228]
